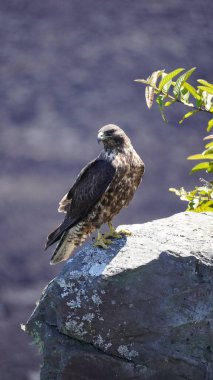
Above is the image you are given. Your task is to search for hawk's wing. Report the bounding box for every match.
[45,159,116,249]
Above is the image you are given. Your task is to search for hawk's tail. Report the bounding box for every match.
[45,217,76,250]
[45,226,61,249]
[50,230,76,265]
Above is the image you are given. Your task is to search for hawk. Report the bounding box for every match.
[45,124,145,264]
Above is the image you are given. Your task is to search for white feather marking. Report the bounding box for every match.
[103,150,116,161]
[58,193,72,213]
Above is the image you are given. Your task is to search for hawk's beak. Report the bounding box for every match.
[97,131,105,144]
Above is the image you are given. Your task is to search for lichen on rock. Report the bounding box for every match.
[25,212,213,380]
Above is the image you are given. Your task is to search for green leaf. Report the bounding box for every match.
[187,154,213,160]
[170,183,213,212]
[187,200,213,212]
[203,147,213,155]
[173,67,196,97]
[197,86,213,95]
[205,141,213,148]
[183,82,201,100]
[164,100,176,107]
[180,87,190,104]
[156,94,167,122]
[196,96,205,108]
[158,68,184,91]
[162,80,173,93]
[190,162,211,174]
[179,110,199,124]
[207,119,213,132]
[197,79,213,90]
[207,163,213,173]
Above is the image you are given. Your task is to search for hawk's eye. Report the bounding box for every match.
[105,129,115,136]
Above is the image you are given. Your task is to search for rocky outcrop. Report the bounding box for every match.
[25,212,213,380]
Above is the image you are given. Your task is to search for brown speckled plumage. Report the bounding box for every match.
[46,124,145,264]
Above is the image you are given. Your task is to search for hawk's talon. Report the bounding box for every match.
[93,231,112,249]
[117,229,132,236]
[104,231,123,239]
[104,222,132,239]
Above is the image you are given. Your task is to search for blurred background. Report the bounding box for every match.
[0,1,212,379]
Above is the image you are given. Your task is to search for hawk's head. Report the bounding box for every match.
[97,124,131,149]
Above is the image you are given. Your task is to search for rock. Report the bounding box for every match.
[25,212,213,380]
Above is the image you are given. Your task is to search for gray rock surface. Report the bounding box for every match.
[26,212,213,380]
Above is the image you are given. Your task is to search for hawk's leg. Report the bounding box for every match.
[104,222,132,239]
[93,230,112,249]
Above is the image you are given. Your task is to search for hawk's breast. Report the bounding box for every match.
[92,148,144,225]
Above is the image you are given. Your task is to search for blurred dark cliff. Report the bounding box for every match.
[0,1,212,379]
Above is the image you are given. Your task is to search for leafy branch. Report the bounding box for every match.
[135,67,213,212]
